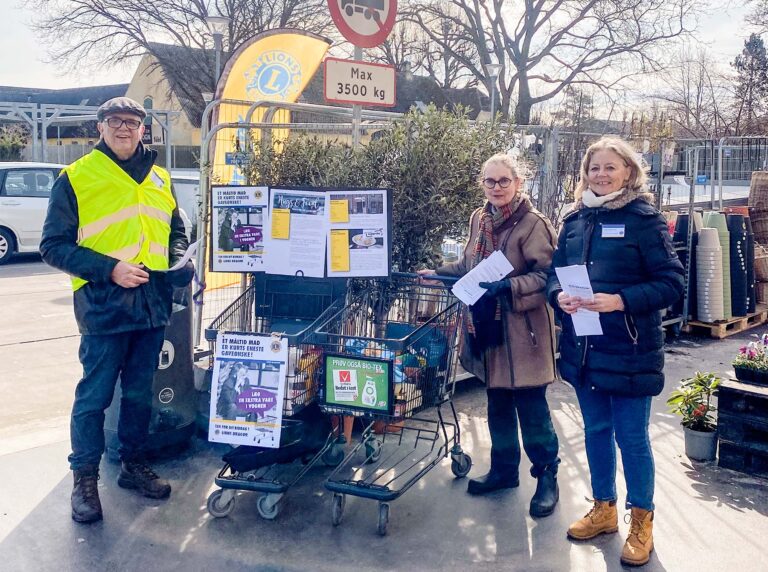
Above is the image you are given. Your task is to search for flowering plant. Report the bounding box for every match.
[732,334,768,372]
[666,371,720,432]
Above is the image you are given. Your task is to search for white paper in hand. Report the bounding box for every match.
[554,264,603,336]
[162,239,201,272]
[451,251,514,306]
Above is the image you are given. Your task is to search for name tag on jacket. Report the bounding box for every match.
[601,224,625,238]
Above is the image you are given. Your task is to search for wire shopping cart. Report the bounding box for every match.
[309,273,471,535]
[204,274,347,520]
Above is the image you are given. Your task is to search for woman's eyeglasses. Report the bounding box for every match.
[482,177,514,189]
[104,117,143,130]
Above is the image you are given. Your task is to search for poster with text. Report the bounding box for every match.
[324,354,393,414]
[326,189,391,278]
[212,185,269,272]
[208,333,288,448]
[265,188,328,277]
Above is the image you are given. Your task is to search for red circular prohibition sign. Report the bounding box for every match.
[328,0,398,48]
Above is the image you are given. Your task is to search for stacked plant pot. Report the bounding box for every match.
[696,228,725,322]
[673,213,696,320]
[704,212,732,319]
[727,214,749,317]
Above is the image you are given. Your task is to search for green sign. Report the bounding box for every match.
[324,353,393,414]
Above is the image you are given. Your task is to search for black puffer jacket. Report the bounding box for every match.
[40,141,189,335]
[546,190,684,396]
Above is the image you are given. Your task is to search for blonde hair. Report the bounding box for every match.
[479,153,532,185]
[574,137,648,199]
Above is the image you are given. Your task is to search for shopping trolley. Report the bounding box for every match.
[309,273,471,535]
[204,274,347,520]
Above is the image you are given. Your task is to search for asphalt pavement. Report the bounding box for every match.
[0,256,766,571]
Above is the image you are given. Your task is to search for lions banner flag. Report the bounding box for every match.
[212,29,331,185]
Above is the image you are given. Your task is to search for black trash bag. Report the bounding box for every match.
[222,402,331,473]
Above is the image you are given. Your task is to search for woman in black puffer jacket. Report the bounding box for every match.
[546,137,683,567]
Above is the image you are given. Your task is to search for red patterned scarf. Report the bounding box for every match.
[466,195,522,334]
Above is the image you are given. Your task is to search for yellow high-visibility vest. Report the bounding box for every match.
[65,149,176,291]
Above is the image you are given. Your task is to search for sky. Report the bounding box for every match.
[0,0,754,90]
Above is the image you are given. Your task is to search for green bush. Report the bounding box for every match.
[242,106,514,271]
[0,125,28,161]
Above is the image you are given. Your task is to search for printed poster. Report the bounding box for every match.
[212,185,269,272]
[265,188,328,277]
[324,354,393,414]
[326,189,390,278]
[209,333,288,448]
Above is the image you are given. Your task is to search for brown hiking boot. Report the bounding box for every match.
[621,508,654,566]
[71,467,102,523]
[567,499,618,540]
[118,460,171,499]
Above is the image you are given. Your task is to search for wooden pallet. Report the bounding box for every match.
[683,304,768,338]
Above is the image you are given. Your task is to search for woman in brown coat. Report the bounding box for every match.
[419,153,560,517]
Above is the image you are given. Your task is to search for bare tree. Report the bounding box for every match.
[31,0,333,95]
[368,17,477,89]
[405,0,698,124]
[651,46,734,138]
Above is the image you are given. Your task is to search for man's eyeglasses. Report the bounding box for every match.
[104,117,143,130]
[482,177,514,189]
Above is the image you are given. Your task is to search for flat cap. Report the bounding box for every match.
[96,97,147,121]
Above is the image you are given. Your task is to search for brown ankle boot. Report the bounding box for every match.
[567,499,618,540]
[621,507,654,566]
[71,466,102,523]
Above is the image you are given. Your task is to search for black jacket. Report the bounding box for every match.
[40,141,189,335]
[546,191,684,396]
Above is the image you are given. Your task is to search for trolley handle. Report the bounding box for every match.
[392,271,459,284]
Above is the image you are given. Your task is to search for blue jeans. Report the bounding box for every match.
[487,387,560,478]
[574,384,655,511]
[69,328,165,470]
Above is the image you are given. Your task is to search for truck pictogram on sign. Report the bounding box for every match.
[328,0,397,48]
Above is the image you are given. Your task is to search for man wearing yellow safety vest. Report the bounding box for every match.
[40,97,193,524]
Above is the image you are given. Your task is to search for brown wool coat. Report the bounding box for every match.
[438,195,558,389]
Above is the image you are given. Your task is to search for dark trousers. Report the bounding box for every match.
[69,327,165,470]
[487,386,560,478]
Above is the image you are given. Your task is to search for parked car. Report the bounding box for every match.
[0,162,64,265]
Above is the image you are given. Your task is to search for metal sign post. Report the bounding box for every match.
[326,0,398,149]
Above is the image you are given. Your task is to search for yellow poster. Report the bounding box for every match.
[330,230,351,272]
[271,209,291,239]
[330,199,350,223]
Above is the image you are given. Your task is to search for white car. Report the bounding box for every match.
[0,162,64,264]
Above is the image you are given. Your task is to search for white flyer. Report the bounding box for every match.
[211,185,269,272]
[554,264,604,336]
[326,189,390,278]
[451,250,514,306]
[264,188,328,277]
[208,333,288,448]
[162,239,201,272]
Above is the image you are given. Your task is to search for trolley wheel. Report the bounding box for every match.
[377,502,389,536]
[451,453,472,478]
[207,489,235,518]
[331,493,345,526]
[364,438,382,464]
[257,494,282,520]
[322,443,345,467]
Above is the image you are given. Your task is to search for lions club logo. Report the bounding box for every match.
[245,51,302,100]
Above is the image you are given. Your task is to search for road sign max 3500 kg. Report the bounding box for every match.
[324,58,396,107]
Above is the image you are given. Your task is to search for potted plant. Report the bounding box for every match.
[732,334,768,385]
[666,371,721,461]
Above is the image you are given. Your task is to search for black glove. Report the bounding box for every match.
[479,279,510,298]
[167,261,195,288]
